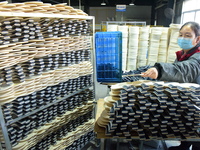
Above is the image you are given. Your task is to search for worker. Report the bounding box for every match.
[142,21,200,150]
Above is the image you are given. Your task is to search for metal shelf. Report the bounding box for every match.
[0,11,95,150]
[0,106,12,150]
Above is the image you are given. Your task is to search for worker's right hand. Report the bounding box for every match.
[141,67,158,79]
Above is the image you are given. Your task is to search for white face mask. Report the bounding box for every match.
[177,37,195,50]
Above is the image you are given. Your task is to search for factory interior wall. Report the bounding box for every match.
[90,6,151,25]
[89,7,116,24]
[115,6,152,24]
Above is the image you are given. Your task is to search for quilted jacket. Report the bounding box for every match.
[154,44,200,84]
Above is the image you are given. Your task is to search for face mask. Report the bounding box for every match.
[177,37,195,50]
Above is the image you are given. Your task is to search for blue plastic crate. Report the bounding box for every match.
[95,31,122,82]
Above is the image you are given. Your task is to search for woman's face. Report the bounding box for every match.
[179,25,199,46]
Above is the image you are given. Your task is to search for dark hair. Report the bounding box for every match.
[180,21,200,37]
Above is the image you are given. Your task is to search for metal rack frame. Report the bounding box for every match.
[0,12,95,150]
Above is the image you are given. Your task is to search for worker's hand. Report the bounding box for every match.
[141,67,158,79]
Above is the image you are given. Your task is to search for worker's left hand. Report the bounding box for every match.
[141,67,158,79]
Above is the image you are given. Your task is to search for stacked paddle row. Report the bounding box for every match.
[0,61,93,105]
[64,131,95,150]
[98,81,200,141]
[0,18,42,44]
[0,49,91,86]
[0,1,88,16]
[4,89,93,147]
[5,102,94,150]
[0,36,90,70]
[29,130,95,150]
[0,17,91,45]
[3,74,92,121]
[49,119,94,150]
[40,18,91,38]
[26,111,93,150]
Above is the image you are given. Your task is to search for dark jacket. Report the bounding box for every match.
[154,45,200,84]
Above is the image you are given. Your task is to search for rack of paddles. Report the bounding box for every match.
[95,80,200,141]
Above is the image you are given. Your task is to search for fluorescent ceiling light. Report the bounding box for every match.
[129,2,134,5]
[101,2,106,5]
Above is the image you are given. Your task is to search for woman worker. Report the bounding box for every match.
[142,21,200,150]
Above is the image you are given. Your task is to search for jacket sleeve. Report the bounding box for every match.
[154,53,200,83]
